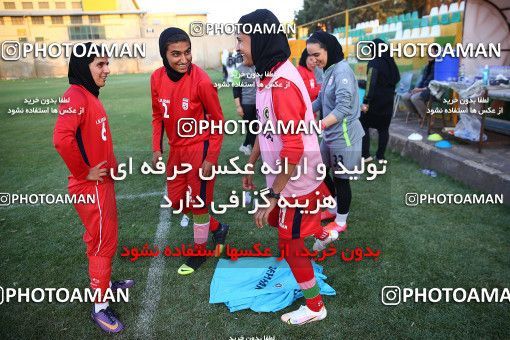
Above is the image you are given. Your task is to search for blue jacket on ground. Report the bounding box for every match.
[209,257,336,313]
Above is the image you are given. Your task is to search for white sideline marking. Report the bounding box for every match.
[1,187,172,336]
[135,188,171,338]
[117,191,164,200]
[0,191,164,209]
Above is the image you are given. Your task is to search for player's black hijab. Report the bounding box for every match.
[298,48,309,68]
[68,42,100,97]
[307,30,344,71]
[368,38,400,86]
[238,9,290,78]
[159,27,191,82]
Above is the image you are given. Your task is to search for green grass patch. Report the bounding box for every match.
[0,70,508,339]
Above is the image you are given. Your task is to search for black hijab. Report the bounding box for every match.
[368,38,400,86]
[68,42,100,97]
[298,48,309,67]
[159,27,191,82]
[238,9,290,77]
[308,30,344,71]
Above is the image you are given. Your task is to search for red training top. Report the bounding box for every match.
[259,63,305,165]
[53,84,117,183]
[151,64,224,164]
[297,65,321,102]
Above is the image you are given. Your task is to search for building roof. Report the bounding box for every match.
[174,11,208,16]
[0,10,146,16]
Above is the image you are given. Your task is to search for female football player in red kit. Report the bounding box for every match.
[151,28,229,275]
[53,42,133,334]
[238,10,336,325]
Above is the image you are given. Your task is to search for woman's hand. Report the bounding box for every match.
[236,105,244,118]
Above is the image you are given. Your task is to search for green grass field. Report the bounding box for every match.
[0,70,509,339]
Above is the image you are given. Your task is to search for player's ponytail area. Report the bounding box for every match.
[0,69,508,338]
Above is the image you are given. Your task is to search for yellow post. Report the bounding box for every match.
[345,10,349,56]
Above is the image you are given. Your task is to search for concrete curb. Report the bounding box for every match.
[385,129,510,206]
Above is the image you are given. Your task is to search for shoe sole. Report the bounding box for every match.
[177,268,195,275]
[281,309,327,325]
[177,264,195,275]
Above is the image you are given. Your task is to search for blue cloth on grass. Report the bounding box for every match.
[209,257,336,312]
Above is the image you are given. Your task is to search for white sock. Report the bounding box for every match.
[94,302,109,313]
[335,213,348,226]
[328,197,337,215]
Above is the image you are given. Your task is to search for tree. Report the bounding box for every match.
[295,0,426,33]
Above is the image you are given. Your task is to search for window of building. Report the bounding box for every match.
[11,17,24,25]
[88,15,100,24]
[31,16,44,25]
[38,2,49,9]
[51,16,63,24]
[0,17,4,25]
[19,37,28,42]
[35,36,44,42]
[70,16,82,24]
[68,26,106,40]
[22,2,33,9]
[4,2,16,9]
[72,2,81,9]
[55,2,65,9]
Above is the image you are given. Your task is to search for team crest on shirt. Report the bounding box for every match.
[263,107,270,120]
[278,208,287,230]
[182,98,189,110]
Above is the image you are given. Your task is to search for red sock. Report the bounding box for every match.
[280,238,325,311]
[194,243,206,251]
[209,216,219,232]
[306,293,324,312]
[88,256,112,303]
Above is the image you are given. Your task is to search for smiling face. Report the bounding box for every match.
[307,42,328,69]
[235,33,253,66]
[165,41,192,73]
[88,57,110,87]
[305,55,316,71]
